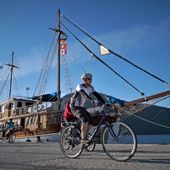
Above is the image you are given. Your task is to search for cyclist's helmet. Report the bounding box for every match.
[81,73,92,81]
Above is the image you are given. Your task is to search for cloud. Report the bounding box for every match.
[98,19,170,55]
[18,50,43,75]
[0,49,44,81]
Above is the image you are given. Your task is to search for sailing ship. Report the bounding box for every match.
[0,9,170,142]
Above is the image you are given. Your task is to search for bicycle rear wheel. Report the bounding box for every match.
[60,125,83,158]
[102,122,137,161]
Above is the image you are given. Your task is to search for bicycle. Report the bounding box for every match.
[60,103,137,161]
[0,127,16,144]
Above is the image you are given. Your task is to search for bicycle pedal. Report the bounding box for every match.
[82,143,90,148]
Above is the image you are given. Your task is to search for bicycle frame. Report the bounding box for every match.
[87,114,118,145]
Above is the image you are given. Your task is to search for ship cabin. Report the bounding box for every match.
[0,94,65,136]
[0,97,36,129]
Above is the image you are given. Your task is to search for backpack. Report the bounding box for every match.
[63,102,76,121]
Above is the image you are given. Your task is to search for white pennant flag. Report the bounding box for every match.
[99,45,110,55]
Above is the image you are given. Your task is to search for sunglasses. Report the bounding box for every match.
[86,77,92,81]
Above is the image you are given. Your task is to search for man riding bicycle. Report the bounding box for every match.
[70,73,105,145]
[5,118,15,140]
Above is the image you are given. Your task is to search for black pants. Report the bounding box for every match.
[71,106,92,124]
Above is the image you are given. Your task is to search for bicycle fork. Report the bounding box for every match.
[106,123,119,142]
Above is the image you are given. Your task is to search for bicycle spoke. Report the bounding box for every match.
[60,126,83,158]
[102,122,137,161]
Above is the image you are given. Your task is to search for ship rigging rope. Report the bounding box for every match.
[71,53,87,73]
[33,32,57,96]
[39,43,57,95]
[121,95,170,117]
[0,71,10,96]
[62,14,169,85]
[121,95,170,130]
[13,72,21,96]
[132,114,170,130]
[34,33,56,95]
[40,40,57,94]
[61,23,145,96]
[61,57,73,94]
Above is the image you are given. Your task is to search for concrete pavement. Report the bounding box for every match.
[0,143,170,170]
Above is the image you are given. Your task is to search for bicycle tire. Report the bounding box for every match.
[8,133,16,144]
[102,122,137,161]
[84,139,96,152]
[60,125,83,158]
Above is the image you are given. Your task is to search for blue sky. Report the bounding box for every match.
[0,0,170,103]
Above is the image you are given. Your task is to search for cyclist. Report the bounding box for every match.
[70,73,105,145]
[5,118,15,140]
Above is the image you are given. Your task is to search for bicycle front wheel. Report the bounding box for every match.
[102,122,137,161]
[60,125,83,158]
[8,133,16,144]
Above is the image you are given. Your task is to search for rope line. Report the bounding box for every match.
[62,14,169,85]
[0,72,10,96]
[33,32,57,96]
[132,114,170,129]
[120,95,170,129]
[61,57,73,94]
[13,72,21,96]
[69,52,87,73]
[39,42,57,95]
[61,23,145,96]
[122,95,170,117]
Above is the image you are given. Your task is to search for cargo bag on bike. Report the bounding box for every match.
[64,102,76,122]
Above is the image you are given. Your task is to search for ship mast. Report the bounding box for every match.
[5,51,19,99]
[49,9,67,110]
[57,9,61,109]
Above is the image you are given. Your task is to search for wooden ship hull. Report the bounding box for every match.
[0,90,170,141]
[0,97,63,140]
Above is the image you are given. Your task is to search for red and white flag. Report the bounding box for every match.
[60,39,67,55]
